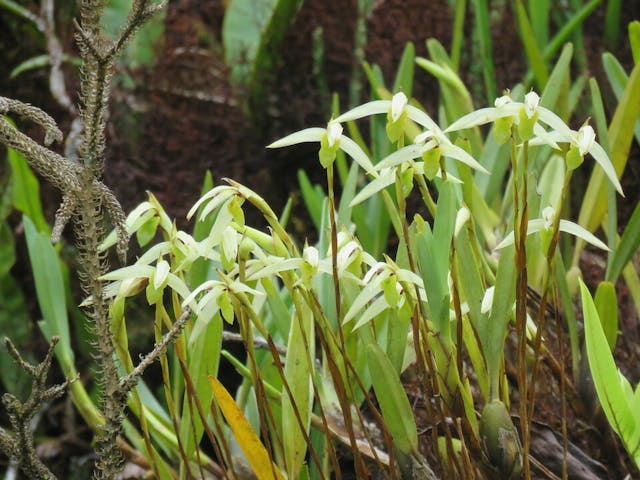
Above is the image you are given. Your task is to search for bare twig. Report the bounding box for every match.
[0,337,70,480]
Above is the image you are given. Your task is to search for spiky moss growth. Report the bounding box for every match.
[0,2,189,478]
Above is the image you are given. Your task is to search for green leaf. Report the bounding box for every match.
[23,215,74,373]
[630,21,640,64]
[602,53,640,144]
[540,0,600,66]
[603,0,622,50]
[136,215,160,247]
[392,42,415,98]
[367,343,418,456]
[415,182,456,339]
[606,201,640,283]
[0,0,39,24]
[527,0,549,47]
[470,0,497,102]
[297,170,323,232]
[180,311,222,459]
[282,293,314,478]
[8,148,48,233]
[0,222,16,278]
[540,43,573,112]
[223,0,303,112]
[515,0,548,89]
[10,53,80,79]
[593,281,619,351]
[581,280,640,465]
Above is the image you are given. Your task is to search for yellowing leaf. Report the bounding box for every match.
[208,376,285,480]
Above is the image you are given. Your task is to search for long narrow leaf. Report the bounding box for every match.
[606,201,640,283]
[209,375,286,480]
[23,216,74,372]
[515,0,548,89]
[367,343,418,456]
[581,281,640,465]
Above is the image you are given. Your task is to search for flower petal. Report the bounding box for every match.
[327,121,343,147]
[588,141,624,195]
[535,107,573,139]
[267,128,326,148]
[558,220,610,251]
[445,106,512,132]
[524,91,540,118]
[339,135,377,175]
[376,144,424,171]
[406,105,440,132]
[334,100,390,123]
[495,219,545,249]
[440,143,489,174]
[350,172,395,206]
[577,125,596,156]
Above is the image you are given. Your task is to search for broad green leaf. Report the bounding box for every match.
[282,292,314,478]
[209,375,286,480]
[454,225,486,335]
[581,281,640,465]
[415,183,456,339]
[528,0,549,47]
[593,281,619,351]
[8,148,48,233]
[180,311,222,460]
[367,343,418,456]
[23,215,74,373]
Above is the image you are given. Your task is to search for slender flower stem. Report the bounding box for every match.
[513,138,530,478]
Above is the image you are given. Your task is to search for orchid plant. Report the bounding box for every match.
[95,66,625,480]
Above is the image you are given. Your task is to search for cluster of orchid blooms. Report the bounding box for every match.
[101,90,621,334]
[271,90,618,250]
